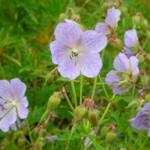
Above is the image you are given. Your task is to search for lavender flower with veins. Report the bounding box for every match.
[105,53,139,94]
[0,78,29,132]
[130,103,150,137]
[95,7,121,35]
[50,20,107,80]
[123,29,139,57]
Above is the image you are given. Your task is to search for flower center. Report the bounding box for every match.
[70,48,79,59]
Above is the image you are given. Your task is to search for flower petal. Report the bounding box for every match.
[123,46,135,58]
[50,41,70,65]
[0,108,16,132]
[105,7,121,28]
[20,97,29,107]
[58,57,80,80]
[80,53,102,77]
[129,56,139,75]
[124,29,139,48]
[80,30,107,53]
[0,80,13,100]
[113,86,129,94]
[113,53,129,72]
[10,78,26,99]
[17,102,29,119]
[95,23,109,34]
[54,20,82,47]
[105,70,121,85]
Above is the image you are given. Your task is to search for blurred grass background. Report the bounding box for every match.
[0,0,150,150]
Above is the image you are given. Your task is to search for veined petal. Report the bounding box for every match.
[80,30,107,53]
[105,7,121,28]
[17,102,29,119]
[50,40,69,65]
[123,46,135,58]
[0,108,16,132]
[58,57,80,80]
[79,53,102,77]
[113,86,129,94]
[20,97,29,107]
[113,53,130,72]
[124,29,139,48]
[95,23,109,34]
[0,80,13,100]
[54,20,82,47]
[10,78,26,99]
[129,56,139,75]
[105,70,121,85]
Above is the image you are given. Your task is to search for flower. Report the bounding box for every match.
[95,7,121,34]
[124,29,139,48]
[123,29,139,57]
[50,20,107,80]
[0,78,29,132]
[130,103,150,137]
[105,53,139,94]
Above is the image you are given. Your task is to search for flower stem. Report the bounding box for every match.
[62,87,74,111]
[65,125,76,150]
[91,77,97,100]
[71,80,77,107]
[80,75,83,105]
[98,75,109,97]
[98,94,115,125]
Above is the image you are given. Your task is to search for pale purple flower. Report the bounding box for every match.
[124,29,139,48]
[130,103,150,137]
[50,20,107,80]
[105,53,139,94]
[123,29,139,57]
[95,7,121,34]
[0,78,29,132]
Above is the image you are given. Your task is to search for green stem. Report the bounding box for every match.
[99,94,115,125]
[71,81,77,107]
[65,125,76,150]
[98,75,109,97]
[63,87,74,111]
[80,75,83,105]
[26,120,33,144]
[91,77,97,99]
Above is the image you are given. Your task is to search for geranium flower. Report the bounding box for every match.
[123,29,139,57]
[0,78,29,132]
[95,7,121,34]
[130,103,150,137]
[50,20,107,80]
[105,53,139,94]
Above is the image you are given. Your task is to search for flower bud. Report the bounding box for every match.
[88,109,99,126]
[47,92,62,110]
[136,53,145,63]
[100,126,109,138]
[105,131,117,144]
[132,14,141,28]
[145,94,150,102]
[142,18,148,28]
[73,105,87,123]
[59,13,67,22]
[82,119,91,134]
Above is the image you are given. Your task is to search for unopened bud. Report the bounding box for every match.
[142,18,149,28]
[132,15,141,28]
[82,119,91,134]
[73,105,87,123]
[47,92,62,110]
[105,131,117,144]
[145,94,150,102]
[100,126,109,138]
[59,13,67,22]
[88,109,99,126]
